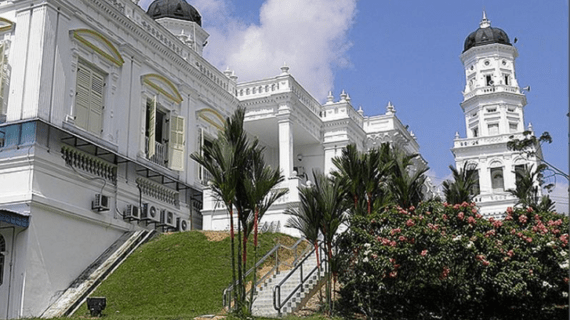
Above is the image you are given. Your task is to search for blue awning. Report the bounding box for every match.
[0,209,30,228]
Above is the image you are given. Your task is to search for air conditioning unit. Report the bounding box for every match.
[92,194,110,212]
[159,210,176,229]
[124,204,140,221]
[176,217,190,232]
[140,203,160,225]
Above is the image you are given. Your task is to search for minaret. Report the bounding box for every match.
[451,12,541,217]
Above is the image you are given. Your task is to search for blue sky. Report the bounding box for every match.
[139,0,568,210]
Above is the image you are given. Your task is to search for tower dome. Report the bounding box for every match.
[147,0,202,26]
[463,11,511,52]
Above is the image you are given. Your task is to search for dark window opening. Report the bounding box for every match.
[504,75,509,86]
[0,234,5,286]
[486,75,493,86]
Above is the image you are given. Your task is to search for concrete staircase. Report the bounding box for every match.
[41,229,156,318]
[251,251,324,318]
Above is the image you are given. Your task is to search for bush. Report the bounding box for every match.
[336,201,569,320]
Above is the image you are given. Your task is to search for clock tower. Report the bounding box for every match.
[451,12,542,217]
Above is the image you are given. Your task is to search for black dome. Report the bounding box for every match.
[147,0,202,26]
[463,14,511,53]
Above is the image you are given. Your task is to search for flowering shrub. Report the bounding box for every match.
[336,202,569,319]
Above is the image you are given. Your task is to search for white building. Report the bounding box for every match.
[451,12,541,217]
[0,0,429,318]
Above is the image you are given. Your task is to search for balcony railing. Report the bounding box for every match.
[145,137,167,167]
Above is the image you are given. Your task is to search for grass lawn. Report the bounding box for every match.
[67,231,308,319]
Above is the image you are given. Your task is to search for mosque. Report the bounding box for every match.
[0,0,539,318]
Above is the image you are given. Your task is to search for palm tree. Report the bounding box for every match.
[332,144,363,212]
[442,163,480,204]
[190,106,250,310]
[389,148,429,208]
[508,164,555,212]
[241,146,288,309]
[313,171,349,310]
[286,178,323,271]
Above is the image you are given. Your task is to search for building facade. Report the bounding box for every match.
[0,0,430,318]
[451,12,541,217]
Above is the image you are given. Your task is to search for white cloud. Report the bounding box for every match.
[139,0,357,102]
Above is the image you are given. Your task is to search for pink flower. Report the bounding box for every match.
[482,260,490,266]
[507,207,514,215]
[489,217,495,223]
[507,250,514,257]
[443,202,449,208]
[485,230,495,237]
[467,216,476,225]
[527,207,534,213]
[389,258,396,264]
[534,214,541,221]
[505,215,513,221]
[471,208,478,214]
[453,204,460,210]
[420,249,428,256]
[461,201,469,207]
[409,205,415,211]
[391,228,401,235]
[440,266,450,280]
[442,214,448,221]
[529,269,533,276]
[458,212,465,220]
[406,219,415,227]
[526,237,532,243]
[390,241,397,247]
[519,215,528,224]
[399,235,407,242]
[493,220,503,228]
[389,271,398,278]
[475,254,485,261]
[381,238,391,246]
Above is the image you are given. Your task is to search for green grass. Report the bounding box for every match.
[72,231,305,319]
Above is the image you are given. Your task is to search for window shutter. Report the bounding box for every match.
[88,71,104,134]
[168,115,185,171]
[75,63,91,131]
[148,96,157,158]
[75,61,105,135]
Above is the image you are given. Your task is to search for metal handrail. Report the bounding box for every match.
[222,237,310,310]
[273,241,328,316]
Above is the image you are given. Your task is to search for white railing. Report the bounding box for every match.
[463,85,521,100]
[454,132,525,148]
[145,137,167,167]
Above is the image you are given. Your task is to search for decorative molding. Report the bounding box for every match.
[197,108,225,131]
[142,73,183,104]
[61,145,117,182]
[136,176,179,206]
[0,17,14,33]
[72,29,125,67]
[0,209,29,228]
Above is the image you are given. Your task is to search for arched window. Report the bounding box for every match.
[0,234,5,286]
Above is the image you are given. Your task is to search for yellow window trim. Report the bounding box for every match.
[0,17,14,33]
[142,74,183,104]
[197,108,226,131]
[72,29,124,67]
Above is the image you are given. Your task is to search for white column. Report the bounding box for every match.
[278,117,293,179]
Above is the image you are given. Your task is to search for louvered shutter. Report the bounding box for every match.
[168,115,185,171]
[88,71,104,134]
[75,61,105,135]
[75,63,91,131]
[147,96,157,158]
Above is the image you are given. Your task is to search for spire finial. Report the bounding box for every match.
[386,101,396,115]
[280,62,289,75]
[480,9,491,28]
[326,91,334,104]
